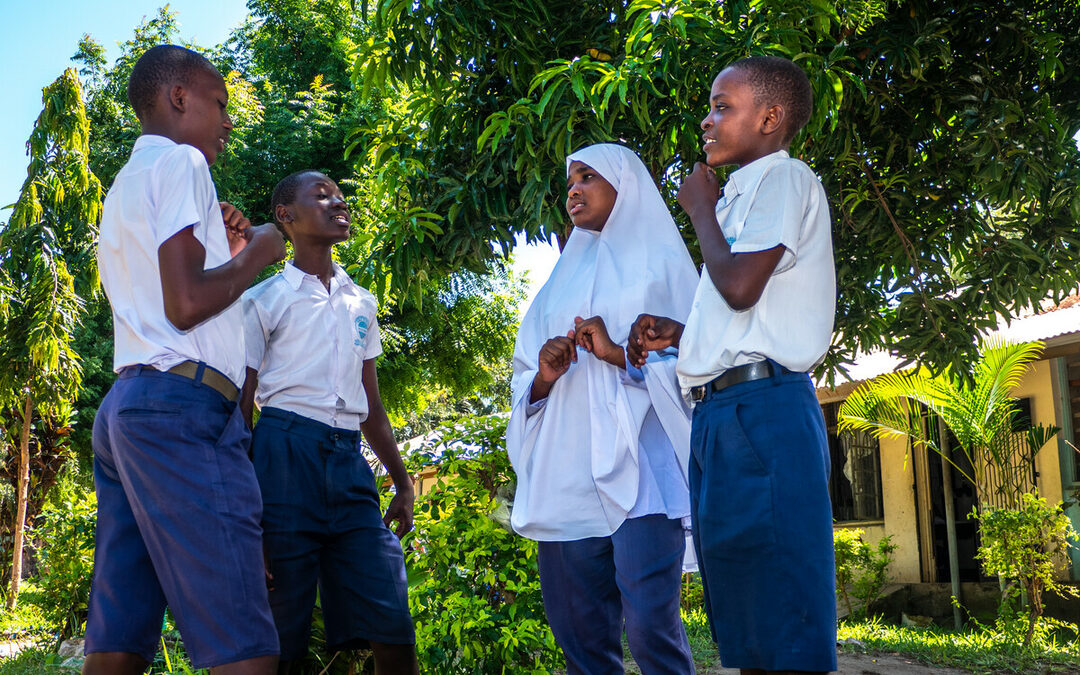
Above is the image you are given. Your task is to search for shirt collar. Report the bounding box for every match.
[132,134,179,152]
[282,262,308,290]
[282,261,349,293]
[723,149,789,199]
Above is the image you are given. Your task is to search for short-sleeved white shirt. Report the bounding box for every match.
[98,134,246,386]
[676,150,835,390]
[242,262,383,430]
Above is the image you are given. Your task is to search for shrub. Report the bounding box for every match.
[34,484,96,639]
[834,528,896,618]
[975,492,1079,646]
[401,414,561,674]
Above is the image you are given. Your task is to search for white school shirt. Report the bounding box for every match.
[98,134,246,386]
[676,150,836,391]
[242,262,383,430]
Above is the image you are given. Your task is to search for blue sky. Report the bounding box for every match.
[0,0,249,218]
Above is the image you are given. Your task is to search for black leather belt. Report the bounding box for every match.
[689,361,792,402]
[166,361,239,402]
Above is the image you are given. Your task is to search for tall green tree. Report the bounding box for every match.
[0,68,101,608]
[67,3,522,442]
[354,0,1080,376]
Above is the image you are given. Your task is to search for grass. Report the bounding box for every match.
[684,607,721,670]
[838,616,1080,674]
[0,582,57,645]
[0,649,55,674]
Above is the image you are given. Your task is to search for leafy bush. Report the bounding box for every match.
[834,528,896,618]
[401,414,561,674]
[34,484,96,639]
[975,492,1079,646]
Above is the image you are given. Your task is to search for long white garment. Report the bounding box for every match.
[506,143,699,541]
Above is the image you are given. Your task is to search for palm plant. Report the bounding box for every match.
[838,338,1060,627]
[838,338,1047,508]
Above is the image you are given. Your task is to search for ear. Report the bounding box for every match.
[761,104,786,137]
[168,84,186,113]
[274,203,293,224]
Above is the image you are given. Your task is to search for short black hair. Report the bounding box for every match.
[727,56,813,143]
[127,45,221,120]
[270,170,323,240]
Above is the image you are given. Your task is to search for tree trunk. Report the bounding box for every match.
[7,391,32,611]
[937,420,963,630]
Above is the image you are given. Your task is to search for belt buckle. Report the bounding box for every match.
[690,385,706,403]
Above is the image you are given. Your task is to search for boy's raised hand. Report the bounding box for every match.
[627,313,685,368]
[677,162,721,224]
[530,330,576,403]
[574,316,625,368]
[220,201,252,257]
[246,222,288,266]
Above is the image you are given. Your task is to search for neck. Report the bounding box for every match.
[139,120,181,144]
[738,145,787,168]
[291,247,335,289]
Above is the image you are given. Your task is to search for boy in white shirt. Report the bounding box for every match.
[86,45,286,675]
[629,56,837,674]
[240,170,418,674]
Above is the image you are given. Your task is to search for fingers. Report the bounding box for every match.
[219,201,251,232]
[539,335,577,371]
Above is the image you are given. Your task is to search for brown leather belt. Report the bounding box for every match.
[167,361,239,403]
[689,361,793,402]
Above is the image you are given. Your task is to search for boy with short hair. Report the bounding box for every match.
[240,170,419,675]
[86,44,287,675]
[629,55,838,674]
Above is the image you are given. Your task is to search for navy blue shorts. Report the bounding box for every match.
[252,408,414,660]
[86,366,278,668]
[689,365,837,672]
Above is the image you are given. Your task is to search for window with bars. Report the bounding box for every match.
[823,401,885,522]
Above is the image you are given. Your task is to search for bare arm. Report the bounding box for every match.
[679,162,785,311]
[158,222,286,331]
[240,367,258,430]
[359,358,415,538]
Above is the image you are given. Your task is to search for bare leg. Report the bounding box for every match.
[370,641,419,675]
[82,652,149,675]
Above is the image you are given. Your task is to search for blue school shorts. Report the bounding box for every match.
[689,365,837,672]
[85,365,279,668]
[251,407,415,661]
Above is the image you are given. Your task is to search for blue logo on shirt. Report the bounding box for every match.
[726,236,736,245]
[355,316,369,346]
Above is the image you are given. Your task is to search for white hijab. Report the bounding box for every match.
[505,143,699,541]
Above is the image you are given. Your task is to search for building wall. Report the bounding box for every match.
[1015,360,1064,506]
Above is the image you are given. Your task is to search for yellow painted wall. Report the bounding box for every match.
[1013,360,1064,505]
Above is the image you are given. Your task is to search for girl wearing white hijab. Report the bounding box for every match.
[505,143,698,674]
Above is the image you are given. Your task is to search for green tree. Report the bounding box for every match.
[354,0,1080,376]
[69,4,522,441]
[0,68,101,608]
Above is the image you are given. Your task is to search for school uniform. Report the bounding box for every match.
[506,144,697,675]
[242,262,414,661]
[88,134,278,668]
[677,149,838,672]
